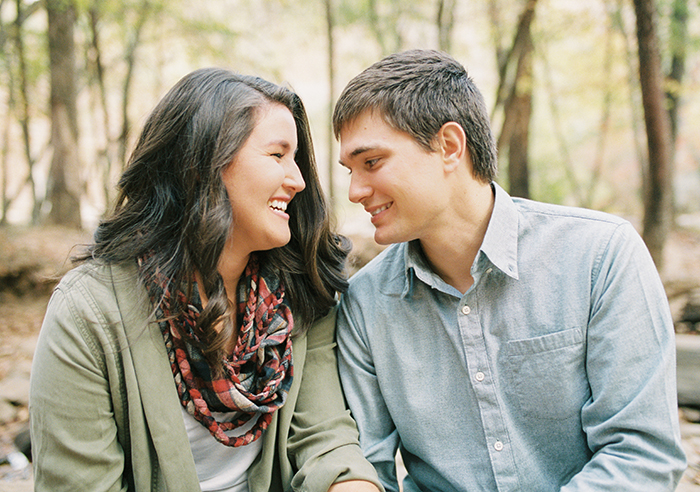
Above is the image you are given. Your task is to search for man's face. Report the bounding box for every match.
[338,110,451,245]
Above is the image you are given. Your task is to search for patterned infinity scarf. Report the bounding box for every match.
[140,256,294,447]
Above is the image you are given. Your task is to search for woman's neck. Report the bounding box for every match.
[217,252,251,302]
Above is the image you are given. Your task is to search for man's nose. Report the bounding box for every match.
[347,172,371,204]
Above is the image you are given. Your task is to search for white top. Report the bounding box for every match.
[181,407,263,492]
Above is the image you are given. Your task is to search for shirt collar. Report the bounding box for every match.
[404,240,462,298]
[405,240,430,285]
[402,182,520,297]
[480,182,519,280]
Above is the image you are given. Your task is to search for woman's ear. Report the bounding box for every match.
[437,122,467,173]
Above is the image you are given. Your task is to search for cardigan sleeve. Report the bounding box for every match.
[29,277,128,492]
[286,308,384,492]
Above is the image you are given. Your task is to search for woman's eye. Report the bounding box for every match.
[272,153,284,159]
[366,159,378,168]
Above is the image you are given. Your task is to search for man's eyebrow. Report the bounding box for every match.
[339,144,383,167]
[349,145,378,158]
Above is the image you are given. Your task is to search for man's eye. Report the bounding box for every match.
[366,159,378,168]
[272,153,283,159]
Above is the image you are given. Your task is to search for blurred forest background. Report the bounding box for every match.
[1,0,700,488]
[0,0,698,259]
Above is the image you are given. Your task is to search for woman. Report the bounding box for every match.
[29,68,382,492]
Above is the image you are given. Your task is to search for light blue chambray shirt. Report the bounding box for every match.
[337,183,686,492]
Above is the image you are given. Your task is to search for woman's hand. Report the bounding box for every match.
[328,480,382,491]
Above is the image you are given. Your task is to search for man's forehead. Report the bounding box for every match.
[340,109,389,134]
[338,131,387,164]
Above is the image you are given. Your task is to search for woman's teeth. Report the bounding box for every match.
[268,199,288,212]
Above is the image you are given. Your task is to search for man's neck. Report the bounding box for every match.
[419,182,495,294]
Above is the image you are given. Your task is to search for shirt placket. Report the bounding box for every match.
[457,270,520,491]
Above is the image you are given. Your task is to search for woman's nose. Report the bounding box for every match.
[284,159,306,193]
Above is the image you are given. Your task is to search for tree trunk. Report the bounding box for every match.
[633,0,673,269]
[506,26,533,199]
[15,0,40,223]
[541,44,582,204]
[493,0,537,113]
[46,0,81,228]
[496,0,537,198]
[584,5,615,209]
[88,5,117,207]
[0,71,12,225]
[325,0,335,210]
[665,0,687,144]
[1,0,15,224]
[613,0,647,192]
[367,0,404,55]
[118,0,151,169]
[367,0,388,55]
[437,0,456,52]
[487,0,507,77]
[664,0,687,220]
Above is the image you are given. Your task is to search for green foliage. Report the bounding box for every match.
[528,153,571,206]
[336,0,429,55]
[0,0,700,225]
[0,1,50,122]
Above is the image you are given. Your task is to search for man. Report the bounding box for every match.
[334,49,686,492]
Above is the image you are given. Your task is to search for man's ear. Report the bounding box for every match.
[437,122,467,173]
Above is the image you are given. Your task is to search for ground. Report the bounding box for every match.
[0,224,699,490]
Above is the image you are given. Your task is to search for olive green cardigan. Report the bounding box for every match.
[29,261,381,492]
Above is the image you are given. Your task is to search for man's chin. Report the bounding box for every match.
[373,228,402,246]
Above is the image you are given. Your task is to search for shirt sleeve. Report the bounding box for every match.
[29,285,128,492]
[561,222,686,490]
[337,294,401,492]
[287,307,384,492]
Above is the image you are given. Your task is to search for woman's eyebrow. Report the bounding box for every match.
[266,139,293,149]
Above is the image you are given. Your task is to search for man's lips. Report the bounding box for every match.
[367,202,392,218]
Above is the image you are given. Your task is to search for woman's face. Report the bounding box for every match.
[221,103,306,262]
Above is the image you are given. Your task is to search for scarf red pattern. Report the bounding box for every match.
[141,256,294,447]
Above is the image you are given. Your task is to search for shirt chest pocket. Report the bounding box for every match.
[503,327,589,420]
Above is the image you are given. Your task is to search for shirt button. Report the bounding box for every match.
[475,371,485,382]
[494,441,504,451]
[461,305,471,315]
